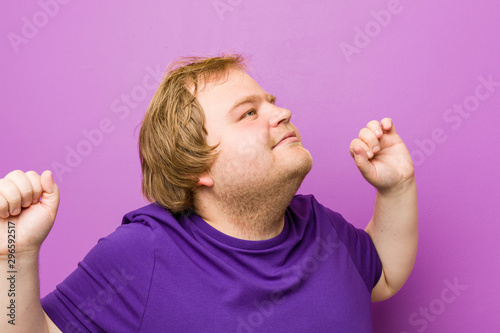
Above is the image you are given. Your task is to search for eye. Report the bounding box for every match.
[242,109,257,118]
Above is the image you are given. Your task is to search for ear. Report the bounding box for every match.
[196,172,214,188]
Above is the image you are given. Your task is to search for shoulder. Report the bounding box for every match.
[73,204,171,270]
[288,194,381,290]
[41,209,159,332]
[288,193,321,215]
[81,218,155,273]
[122,202,175,226]
[287,194,352,240]
[288,194,347,226]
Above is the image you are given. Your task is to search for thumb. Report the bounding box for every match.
[352,146,374,179]
[40,170,60,216]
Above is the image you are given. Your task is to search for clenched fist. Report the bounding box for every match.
[0,170,60,258]
[350,118,415,193]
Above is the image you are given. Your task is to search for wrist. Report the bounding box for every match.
[378,177,416,197]
[0,248,40,263]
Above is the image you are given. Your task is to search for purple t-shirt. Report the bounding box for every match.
[41,194,382,332]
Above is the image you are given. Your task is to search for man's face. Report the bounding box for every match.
[195,68,313,201]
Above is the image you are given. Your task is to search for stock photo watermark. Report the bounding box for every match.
[400,277,467,333]
[213,0,243,21]
[339,0,415,64]
[410,74,499,166]
[5,222,17,325]
[236,234,340,332]
[50,65,163,182]
[7,0,73,54]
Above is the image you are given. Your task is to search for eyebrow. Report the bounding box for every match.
[228,94,276,113]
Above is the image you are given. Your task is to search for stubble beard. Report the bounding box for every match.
[211,148,313,238]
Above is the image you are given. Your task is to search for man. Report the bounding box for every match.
[0,54,417,332]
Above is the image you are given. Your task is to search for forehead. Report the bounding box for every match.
[193,69,264,114]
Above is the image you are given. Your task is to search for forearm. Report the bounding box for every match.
[0,252,50,333]
[365,177,418,295]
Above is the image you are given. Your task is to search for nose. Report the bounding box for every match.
[269,105,292,127]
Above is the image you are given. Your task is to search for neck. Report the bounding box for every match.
[195,184,298,241]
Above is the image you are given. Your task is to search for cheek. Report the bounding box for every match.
[217,131,269,168]
[212,145,260,180]
[237,130,270,158]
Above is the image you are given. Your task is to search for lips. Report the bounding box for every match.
[273,131,298,148]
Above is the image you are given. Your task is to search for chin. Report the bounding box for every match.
[283,147,313,180]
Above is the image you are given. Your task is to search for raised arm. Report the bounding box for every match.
[349,118,418,301]
[0,170,62,333]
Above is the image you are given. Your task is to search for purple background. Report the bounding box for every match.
[1,0,499,332]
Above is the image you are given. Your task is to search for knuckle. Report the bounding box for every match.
[5,169,24,179]
[358,141,369,150]
[25,170,39,178]
[0,179,21,201]
[0,198,7,211]
[26,172,42,190]
[359,128,368,137]
[0,178,12,189]
[19,188,33,200]
[359,128,373,139]
[4,171,28,188]
[8,196,21,209]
